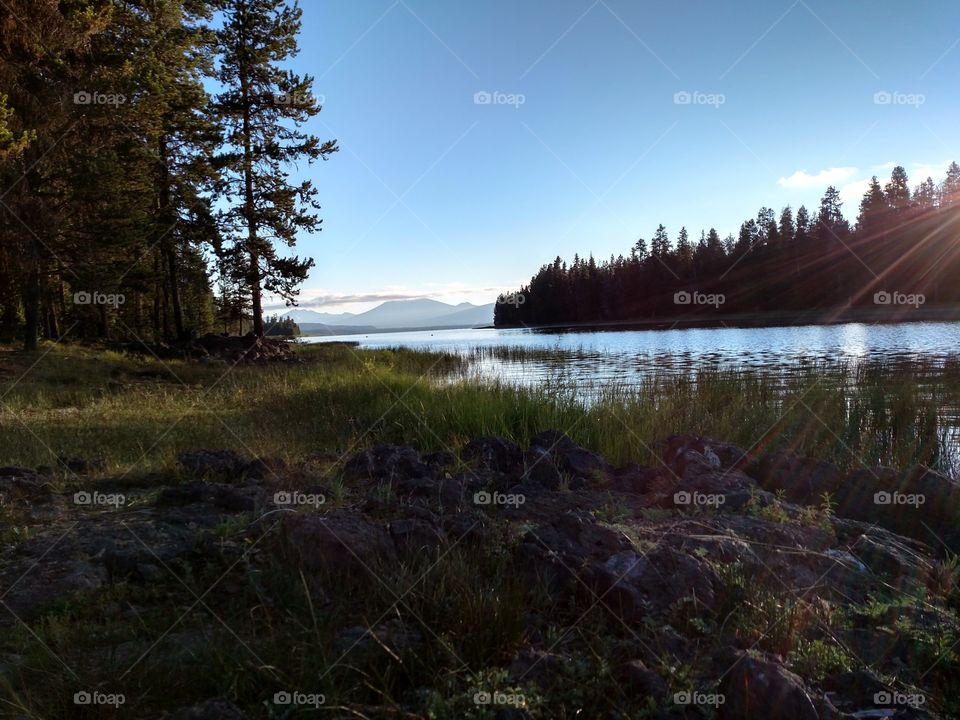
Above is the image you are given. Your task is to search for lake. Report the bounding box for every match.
[303,321,960,389]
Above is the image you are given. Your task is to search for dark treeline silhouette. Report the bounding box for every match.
[0,0,336,350]
[495,163,960,327]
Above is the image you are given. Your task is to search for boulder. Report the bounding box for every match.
[616,660,669,701]
[463,436,523,473]
[523,447,562,490]
[720,654,819,720]
[832,465,960,551]
[659,434,757,480]
[530,430,609,479]
[754,449,843,505]
[281,510,397,577]
[343,445,429,483]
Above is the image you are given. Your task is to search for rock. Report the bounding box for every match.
[828,464,960,550]
[343,445,428,482]
[389,517,443,555]
[523,447,562,490]
[0,469,53,502]
[281,510,397,577]
[163,698,247,719]
[659,434,756,479]
[157,481,267,514]
[530,430,609,479]
[441,511,486,544]
[422,450,457,471]
[755,449,843,505]
[822,670,889,710]
[590,545,718,618]
[850,533,932,587]
[177,450,249,480]
[617,660,669,701]
[720,654,820,720]
[609,463,659,493]
[463,436,523,473]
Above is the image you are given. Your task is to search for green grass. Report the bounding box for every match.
[0,340,956,476]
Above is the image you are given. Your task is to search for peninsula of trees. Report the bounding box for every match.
[495,164,960,327]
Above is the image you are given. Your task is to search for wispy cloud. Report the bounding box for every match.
[263,284,521,312]
[777,167,858,189]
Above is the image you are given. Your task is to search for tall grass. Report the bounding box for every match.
[0,341,956,475]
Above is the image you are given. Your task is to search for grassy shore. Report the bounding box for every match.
[0,340,957,477]
[1,341,959,719]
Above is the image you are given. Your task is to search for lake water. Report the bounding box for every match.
[304,322,960,388]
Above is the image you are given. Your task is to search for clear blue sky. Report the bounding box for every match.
[266,0,960,312]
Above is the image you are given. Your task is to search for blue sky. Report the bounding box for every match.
[266,0,960,312]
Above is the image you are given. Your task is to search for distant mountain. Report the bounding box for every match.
[284,308,357,324]
[285,299,495,334]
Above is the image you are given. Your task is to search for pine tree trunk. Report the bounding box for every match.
[239,19,264,339]
[158,135,185,340]
[23,254,40,351]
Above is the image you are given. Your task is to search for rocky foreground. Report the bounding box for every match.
[1,432,959,718]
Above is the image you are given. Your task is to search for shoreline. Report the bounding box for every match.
[491,304,960,333]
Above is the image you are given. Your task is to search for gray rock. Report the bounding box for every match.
[463,436,523,473]
[281,510,397,577]
[720,654,819,720]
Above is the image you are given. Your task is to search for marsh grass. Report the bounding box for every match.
[0,340,957,476]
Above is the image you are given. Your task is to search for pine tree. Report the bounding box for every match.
[941,161,960,207]
[778,206,795,244]
[215,0,338,337]
[816,186,849,241]
[856,176,886,237]
[884,166,911,215]
[651,225,670,258]
[675,226,693,268]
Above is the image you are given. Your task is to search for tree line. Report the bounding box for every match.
[495,163,960,327]
[0,0,336,350]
